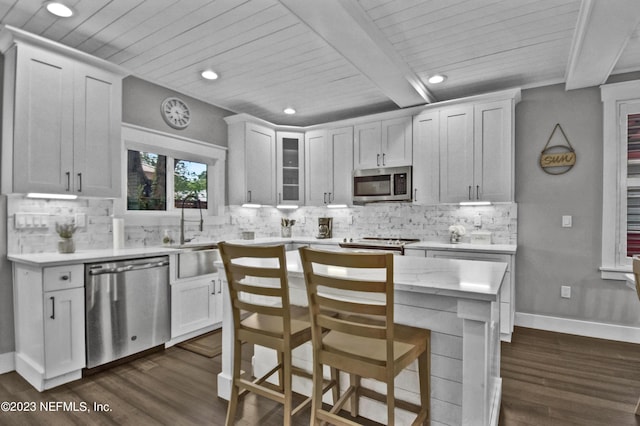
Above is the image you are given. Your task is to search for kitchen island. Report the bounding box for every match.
[217,249,507,426]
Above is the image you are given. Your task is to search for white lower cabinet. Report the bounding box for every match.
[171,273,222,340]
[405,248,515,341]
[13,263,85,391]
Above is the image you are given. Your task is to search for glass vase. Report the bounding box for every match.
[58,237,75,254]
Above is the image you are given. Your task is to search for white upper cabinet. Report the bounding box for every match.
[276,132,304,206]
[305,129,329,206]
[473,99,513,202]
[439,98,514,203]
[353,117,412,169]
[1,28,125,197]
[227,120,276,206]
[327,126,354,205]
[412,110,440,205]
[305,126,353,206]
[439,105,475,202]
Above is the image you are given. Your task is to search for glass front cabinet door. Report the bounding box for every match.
[276,132,305,206]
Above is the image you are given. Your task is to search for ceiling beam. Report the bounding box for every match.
[278,0,435,107]
[565,0,640,90]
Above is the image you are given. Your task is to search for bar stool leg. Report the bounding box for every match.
[635,396,640,415]
[418,350,431,425]
[283,350,293,426]
[225,339,242,426]
[350,374,360,417]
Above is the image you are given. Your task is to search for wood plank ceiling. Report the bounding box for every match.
[0,0,638,126]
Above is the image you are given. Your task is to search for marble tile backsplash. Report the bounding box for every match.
[7,196,517,254]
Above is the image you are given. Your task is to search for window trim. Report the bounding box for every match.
[117,123,227,220]
[601,81,640,280]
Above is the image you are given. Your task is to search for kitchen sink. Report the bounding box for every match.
[173,243,220,279]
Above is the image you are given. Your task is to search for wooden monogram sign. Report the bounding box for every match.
[540,123,576,175]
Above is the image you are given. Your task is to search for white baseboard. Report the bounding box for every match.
[0,351,15,374]
[515,312,640,344]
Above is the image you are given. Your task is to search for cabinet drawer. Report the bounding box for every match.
[44,264,84,292]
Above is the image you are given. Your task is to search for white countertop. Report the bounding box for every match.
[6,236,515,267]
[7,247,180,267]
[220,249,507,302]
[405,241,517,254]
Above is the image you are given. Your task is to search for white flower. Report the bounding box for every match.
[448,225,466,236]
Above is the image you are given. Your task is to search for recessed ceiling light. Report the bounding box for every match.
[201,70,218,80]
[427,74,447,84]
[283,107,296,115]
[45,2,74,18]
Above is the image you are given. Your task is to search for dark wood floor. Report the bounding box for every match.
[0,326,639,425]
[500,327,640,426]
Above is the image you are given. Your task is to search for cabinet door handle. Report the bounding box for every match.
[328,192,333,203]
[468,185,472,200]
[218,278,222,294]
[323,192,327,204]
[50,296,55,319]
[382,153,386,166]
[376,154,380,166]
[247,190,252,202]
[278,192,282,204]
[60,275,69,281]
[77,173,82,192]
[66,172,71,192]
[414,188,417,201]
[476,185,480,200]
[211,280,216,295]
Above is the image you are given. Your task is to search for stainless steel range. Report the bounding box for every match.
[338,237,419,255]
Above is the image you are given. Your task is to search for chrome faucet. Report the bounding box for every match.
[180,193,204,245]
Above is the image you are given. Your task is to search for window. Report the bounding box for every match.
[174,159,208,209]
[601,81,640,279]
[127,150,167,210]
[127,150,210,212]
[120,124,226,219]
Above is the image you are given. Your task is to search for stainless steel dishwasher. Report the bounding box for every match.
[85,256,170,368]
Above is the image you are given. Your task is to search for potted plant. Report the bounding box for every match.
[56,222,77,253]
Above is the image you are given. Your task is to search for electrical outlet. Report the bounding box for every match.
[562,215,572,227]
[474,215,482,227]
[561,285,571,298]
[75,213,87,228]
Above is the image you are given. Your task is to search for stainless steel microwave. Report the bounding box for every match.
[352,166,412,204]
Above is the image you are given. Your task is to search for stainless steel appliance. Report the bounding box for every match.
[85,256,170,368]
[338,237,419,255]
[317,217,333,239]
[353,166,412,204]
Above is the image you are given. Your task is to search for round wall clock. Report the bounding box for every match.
[161,97,191,129]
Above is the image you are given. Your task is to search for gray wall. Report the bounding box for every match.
[122,76,232,147]
[515,83,640,326]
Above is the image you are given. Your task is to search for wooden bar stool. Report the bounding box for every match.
[633,257,640,416]
[299,247,431,426]
[218,242,336,426]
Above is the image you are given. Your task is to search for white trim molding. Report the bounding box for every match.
[0,351,15,374]
[516,312,640,344]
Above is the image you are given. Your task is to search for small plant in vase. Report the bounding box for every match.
[281,218,296,238]
[56,222,77,253]
[448,225,466,244]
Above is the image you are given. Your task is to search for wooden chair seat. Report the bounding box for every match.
[240,313,311,344]
[299,247,431,426]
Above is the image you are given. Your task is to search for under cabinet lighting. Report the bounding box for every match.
[45,2,74,17]
[327,204,348,209]
[283,107,296,115]
[241,203,261,209]
[459,201,491,206]
[27,193,78,200]
[277,204,298,210]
